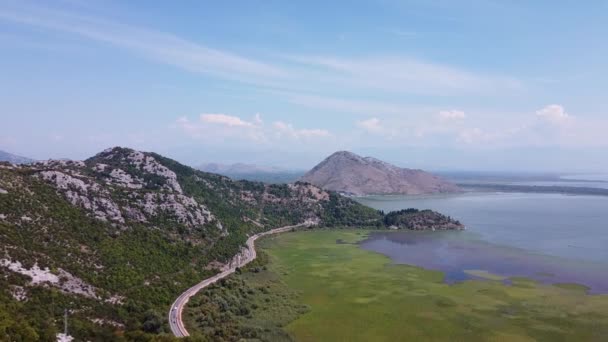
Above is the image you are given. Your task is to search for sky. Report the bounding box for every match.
[0,0,607,172]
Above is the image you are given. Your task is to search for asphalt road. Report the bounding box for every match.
[169,222,309,337]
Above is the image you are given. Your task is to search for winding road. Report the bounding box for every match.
[169,222,310,337]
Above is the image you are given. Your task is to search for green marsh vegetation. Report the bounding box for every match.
[184,251,308,341]
[187,230,608,341]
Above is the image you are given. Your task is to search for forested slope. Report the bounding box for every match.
[0,147,383,340]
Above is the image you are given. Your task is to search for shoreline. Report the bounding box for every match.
[240,230,608,340]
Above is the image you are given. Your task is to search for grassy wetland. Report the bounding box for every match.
[186,230,608,341]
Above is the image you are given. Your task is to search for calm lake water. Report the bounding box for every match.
[356,192,608,293]
[507,180,608,189]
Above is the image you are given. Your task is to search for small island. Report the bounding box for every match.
[383,208,465,230]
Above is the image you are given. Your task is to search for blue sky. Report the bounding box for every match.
[1,0,607,171]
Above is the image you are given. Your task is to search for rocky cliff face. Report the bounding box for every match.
[31,148,222,232]
[300,151,461,196]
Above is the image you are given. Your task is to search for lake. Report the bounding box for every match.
[357,192,608,293]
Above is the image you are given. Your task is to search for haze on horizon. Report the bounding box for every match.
[1,1,606,173]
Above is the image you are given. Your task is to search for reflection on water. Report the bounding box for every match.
[360,231,608,293]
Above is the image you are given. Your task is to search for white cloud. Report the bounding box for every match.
[438,110,466,121]
[0,3,286,84]
[536,104,571,124]
[176,114,264,142]
[175,113,331,143]
[356,117,384,133]
[200,113,255,127]
[288,56,522,95]
[0,3,524,98]
[273,121,331,139]
[253,113,263,125]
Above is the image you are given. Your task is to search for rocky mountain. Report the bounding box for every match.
[0,147,462,340]
[0,147,378,340]
[300,151,461,196]
[0,149,35,164]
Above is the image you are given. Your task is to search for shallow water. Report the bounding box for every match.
[561,174,608,182]
[356,192,608,293]
[507,180,608,189]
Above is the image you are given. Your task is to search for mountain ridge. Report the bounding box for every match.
[0,149,35,164]
[198,162,289,174]
[0,146,462,340]
[301,151,461,196]
[2,146,363,339]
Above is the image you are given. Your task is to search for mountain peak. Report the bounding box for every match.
[301,151,460,196]
[326,150,364,161]
[330,150,359,157]
[90,146,138,161]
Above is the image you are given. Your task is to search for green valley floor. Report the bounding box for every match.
[185,230,608,341]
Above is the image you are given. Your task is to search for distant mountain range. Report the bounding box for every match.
[198,162,304,183]
[0,150,35,164]
[300,151,461,196]
[198,162,287,174]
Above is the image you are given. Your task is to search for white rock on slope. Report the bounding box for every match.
[38,170,126,223]
[108,168,144,189]
[37,149,222,231]
[1,259,99,298]
[56,333,74,342]
[10,285,27,301]
[110,150,182,193]
[39,170,90,192]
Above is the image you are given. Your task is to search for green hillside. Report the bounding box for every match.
[0,147,423,340]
